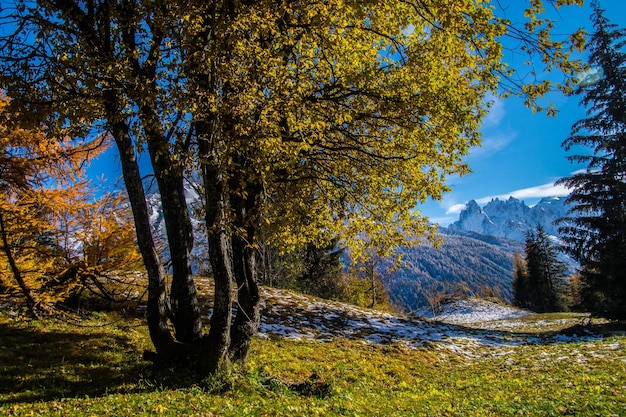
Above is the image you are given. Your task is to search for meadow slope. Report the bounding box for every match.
[1,286,625,416]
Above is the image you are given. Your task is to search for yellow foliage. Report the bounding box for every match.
[179,0,583,262]
[1,0,586,267]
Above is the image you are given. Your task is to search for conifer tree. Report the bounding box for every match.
[512,251,531,309]
[299,238,345,300]
[523,226,567,313]
[0,95,106,315]
[557,2,626,318]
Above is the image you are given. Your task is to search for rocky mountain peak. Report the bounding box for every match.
[449,196,569,242]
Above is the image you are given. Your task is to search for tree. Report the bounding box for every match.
[0,95,105,316]
[299,239,345,300]
[516,225,567,313]
[556,2,626,318]
[512,251,530,309]
[1,0,586,376]
[260,237,346,300]
[59,188,147,307]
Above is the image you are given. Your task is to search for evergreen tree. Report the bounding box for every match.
[556,2,626,318]
[512,251,530,309]
[257,238,346,300]
[520,226,568,313]
[300,238,345,300]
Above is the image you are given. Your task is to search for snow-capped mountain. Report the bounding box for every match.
[448,196,569,242]
[383,196,576,312]
[146,182,210,273]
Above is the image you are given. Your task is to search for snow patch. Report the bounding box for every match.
[415,297,530,325]
[255,287,600,360]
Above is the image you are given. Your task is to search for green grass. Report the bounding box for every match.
[1,310,625,416]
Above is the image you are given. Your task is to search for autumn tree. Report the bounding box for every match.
[557,2,626,318]
[58,188,147,307]
[0,95,105,316]
[1,0,586,376]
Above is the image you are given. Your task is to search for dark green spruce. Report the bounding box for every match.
[556,2,626,318]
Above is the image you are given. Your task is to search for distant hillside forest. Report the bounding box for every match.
[382,229,525,312]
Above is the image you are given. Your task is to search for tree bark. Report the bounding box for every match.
[229,233,260,363]
[107,115,181,358]
[200,159,234,375]
[228,179,262,363]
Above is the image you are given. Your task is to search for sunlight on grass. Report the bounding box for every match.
[1,308,625,417]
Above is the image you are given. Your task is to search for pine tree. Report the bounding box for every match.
[300,238,345,300]
[556,2,626,318]
[512,251,530,309]
[520,226,568,313]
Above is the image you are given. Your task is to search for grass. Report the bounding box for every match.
[1,308,625,416]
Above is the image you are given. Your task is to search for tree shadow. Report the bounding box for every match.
[0,321,149,404]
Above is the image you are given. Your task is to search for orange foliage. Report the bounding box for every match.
[0,95,140,314]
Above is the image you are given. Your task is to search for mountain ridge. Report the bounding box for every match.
[384,196,574,312]
[448,196,569,241]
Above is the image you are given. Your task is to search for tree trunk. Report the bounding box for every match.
[229,233,260,363]
[228,180,262,363]
[0,212,41,318]
[200,160,234,376]
[139,107,202,345]
[107,113,181,359]
[149,159,201,344]
[116,0,202,344]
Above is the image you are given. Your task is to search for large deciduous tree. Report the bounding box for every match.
[1,0,585,375]
[557,2,626,319]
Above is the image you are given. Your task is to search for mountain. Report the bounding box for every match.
[382,228,524,312]
[448,196,569,241]
[382,196,576,312]
[145,190,573,312]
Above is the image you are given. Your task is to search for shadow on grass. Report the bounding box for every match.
[0,321,149,404]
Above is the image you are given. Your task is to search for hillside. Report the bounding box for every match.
[259,288,596,357]
[383,229,524,311]
[2,286,625,416]
[258,287,601,353]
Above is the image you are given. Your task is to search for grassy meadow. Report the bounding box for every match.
[1,304,625,416]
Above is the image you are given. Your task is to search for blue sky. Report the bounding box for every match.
[86,1,626,226]
[419,0,626,226]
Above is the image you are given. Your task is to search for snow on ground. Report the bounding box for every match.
[256,287,599,359]
[415,297,531,325]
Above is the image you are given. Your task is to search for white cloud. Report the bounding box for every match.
[446,203,469,215]
[483,96,506,128]
[469,97,517,159]
[477,132,517,156]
